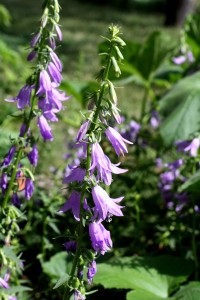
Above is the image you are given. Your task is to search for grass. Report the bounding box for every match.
[0,0,180,169]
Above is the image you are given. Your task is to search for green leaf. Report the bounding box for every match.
[174,282,200,300]
[42,252,71,279]
[160,72,200,145]
[3,285,32,295]
[127,289,175,300]
[53,273,70,289]
[2,246,22,269]
[179,170,200,193]
[94,256,193,298]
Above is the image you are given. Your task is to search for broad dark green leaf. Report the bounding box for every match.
[160,72,200,145]
[179,170,200,193]
[94,256,193,298]
[42,252,71,279]
[174,282,200,300]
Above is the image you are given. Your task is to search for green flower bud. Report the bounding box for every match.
[113,36,126,47]
[111,57,121,77]
[71,277,80,289]
[114,45,124,61]
[107,80,117,105]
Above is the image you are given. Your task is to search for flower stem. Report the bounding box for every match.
[62,43,113,300]
[140,82,150,123]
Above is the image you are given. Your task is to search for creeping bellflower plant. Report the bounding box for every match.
[59,26,131,300]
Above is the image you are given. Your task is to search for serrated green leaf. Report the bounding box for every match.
[53,273,70,289]
[160,72,200,145]
[2,246,22,268]
[174,282,200,300]
[94,256,193,298]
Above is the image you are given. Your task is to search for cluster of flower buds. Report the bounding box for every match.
[0,0,68,207]
[59,25,132,299]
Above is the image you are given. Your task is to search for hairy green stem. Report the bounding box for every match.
[140,82,150,123]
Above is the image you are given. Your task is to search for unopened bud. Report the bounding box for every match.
[113,36,126,47]
[107,80,117,105]
[115,45,124,61]
[72,277,80,289]
[111,57,121,77]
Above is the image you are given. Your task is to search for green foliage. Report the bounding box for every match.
[160,72,200,145]
[94,256,193,298]
[174,282,200,300]
[0,4,11,28]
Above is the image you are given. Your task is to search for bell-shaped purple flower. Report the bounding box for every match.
[0,173,8,194]
[55,24,62,41]
[37,70,52,96]
[12,193,21,206]
[89,222,113,255]
[30,32,41,47]
[176,138,200,157]
[64,241,77,252]
[27,50,37,61]
[50,51,62,72]
[92,185,124,222]
[0,277,9,289]
[37,115,54,141]
[63,166,86,184]
[150,111,160,129]
[105,126,132,156]
[90,143,127,185]
[74,290,85,300]
[48,62,62,83]
[49,36,56,49]
[58,191,83,221]
[77,120,90,142]
[1,146,16,168]
[6,85,32,110]
[25,178,34,200]
[28,144,38,167]
[87,260,97,284]
[172,55,186,65]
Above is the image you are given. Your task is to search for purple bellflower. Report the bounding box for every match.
[77,120,90,142]
[55,24,63,41]
[150,110,160,129]
[0,173,8,194]
[105,126,132,156]
[37,115,54,141]
[6,85,33,110]
[89,222,113,255]
[74,290,85,300]
[90,142,127,185]
[176,137,200,157]
[37,70,52,96]
[25,178,34,200]
[48,62,62,83]
[50,50,62,72]
[63,166,86,184]
[92,185,124,222]
[172,56,186,65]
[87,260,97,284]
[12,193,21,206]
[58,191,88,221]
[0,146,16,168]
[30,32,41,47]
[28,144,38,167]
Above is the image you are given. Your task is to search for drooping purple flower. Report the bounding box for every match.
[1,146,16,168]
[172,56,186,65]
[12,193,21,206]
[0,173,8,194]
[27,50,37,61]
[89,222,113,255]
[37,70,52,96]
[64,241,77,252]
[90,143,127,185]
[48,62,62,83]
[111,103,122,124]
[105,126,132,156]
[165,159,183,170]
[0,277,9,289]
[49,36,56,49]
[77,120,90,142]
[6,85,32,110]
[55,24,62,41]
[30,32,41,47]
[19,123,29,137]
[63,166,86,184]
[37,115,54,141]
[50,51,62,72]
[160,170,180,185]
[58,191,88,221]
[175,193,188,212]
[92,185,124,221]
[38,99,59,122]
[176,138,200,157]
[28,144,38,167]
[25,178,34,200]
[74,290,85,300]
[87,260,97,284]
[48,84,70,110]
[150,110,160,129]
[187,51,194,63]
